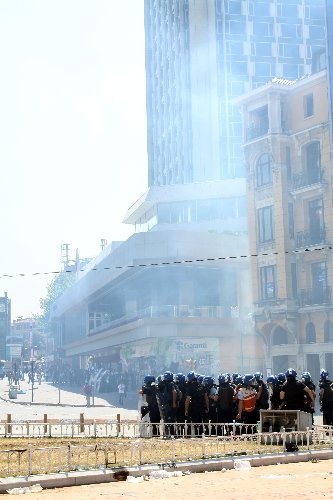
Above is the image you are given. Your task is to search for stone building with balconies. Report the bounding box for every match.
[235,69,333,379]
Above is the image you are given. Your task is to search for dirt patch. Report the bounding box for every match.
[31,459,333,499]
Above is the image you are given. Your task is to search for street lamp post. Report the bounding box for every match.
[31,360,35,403]
[58,360,61,404]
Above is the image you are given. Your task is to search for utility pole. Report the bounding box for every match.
[31,360,34,403]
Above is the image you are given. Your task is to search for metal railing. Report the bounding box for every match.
[0,425,332,477]
[298,286,332,307]
[246,122,269,141]
[295,228,326,248]
[0,420,259,439]
[292,169,322,191]
[88,304,235,335]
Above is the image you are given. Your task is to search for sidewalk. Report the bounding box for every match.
[0,379,139,421]
[0,378,109,407]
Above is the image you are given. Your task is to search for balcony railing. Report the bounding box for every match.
[246,122,269,141]
[295,228,326,248]
[88,304,238,336]
[298,286,331,307]
[292,168,322,191]
[254,297,299,309]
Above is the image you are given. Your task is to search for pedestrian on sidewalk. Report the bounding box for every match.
[84,381,92,407]
[118,382,126,405]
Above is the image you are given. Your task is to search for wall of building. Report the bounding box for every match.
[237,70,333,380]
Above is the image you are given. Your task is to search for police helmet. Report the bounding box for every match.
[156,375,163,383]
[232,373,241,383]
[234,374,243,385]
[203,376,215,387]
[243,374,255,386]
[187,371,197,382]
[225,372,231,382]
[301,371,311,384]
[285,368,297,379]
[197,374,204,384]
[176,373,186,384]
[277,372,286,384]
[143,374,155,385]
[320,369,329,381]
[254,371,263,383]
[267,375,277,386]
[163,371,174,382]
[218,374,228,385]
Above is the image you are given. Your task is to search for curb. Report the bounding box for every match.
[1,449,333,493]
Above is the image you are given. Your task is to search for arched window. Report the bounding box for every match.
[324,320,333,342]
[272,326,288,345]
[306,322,316,343]
[256,154,272,187]
[304,142,321,184]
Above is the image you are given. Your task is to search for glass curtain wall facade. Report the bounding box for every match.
[327,0,333,135]
[144,0,326,184]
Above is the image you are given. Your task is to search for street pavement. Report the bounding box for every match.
[0,378,138,422]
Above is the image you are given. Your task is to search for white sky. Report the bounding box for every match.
[0,0,148,319]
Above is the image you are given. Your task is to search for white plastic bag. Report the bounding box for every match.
[234,460,251,471]
[6,484,43,494]
[126,476,144,483]
[149,470,183,479]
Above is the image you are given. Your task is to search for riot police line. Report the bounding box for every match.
[139,368,333,437]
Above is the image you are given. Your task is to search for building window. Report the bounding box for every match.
[278,4,298,18]
[288,203,294,239]
[291,263,297,298]
[260,265,276,300]
[253,43,271,57]
[228,20,246,35]
[272,326,288,345]
[221,198,236,218]
[253,22,273,37]
[227,1,242,15]
[256,154,272,187]
[312,49,326,72]
[281,24,297,38]
[304,94,314,118]
[247,105,269,140]
[308,198,325,244]
[309,261,330,305]
[309,25,325,41]
[286,146,291,181]
[253,2,271,17]
[324,321,333,342]
[304,142,321,184]
[255,62,272,77]
[305,322,316,343]
[325,353,333,374]
[258,206,274,243]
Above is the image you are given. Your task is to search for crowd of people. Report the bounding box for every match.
[140,368,333,434]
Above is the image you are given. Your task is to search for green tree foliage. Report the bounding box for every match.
[38,272,75,331]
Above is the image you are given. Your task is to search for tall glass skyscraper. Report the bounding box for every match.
[144,0,326,186]
[327,0,333,134]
